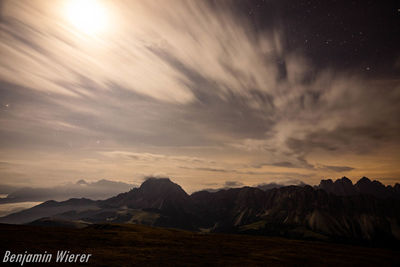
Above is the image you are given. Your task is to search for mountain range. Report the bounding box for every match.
[0,177,399,245]
[318,176,400,198]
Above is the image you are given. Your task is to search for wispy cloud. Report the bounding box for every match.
[319,165,355,172]
[100,150,215,164]
[0,0,399,190]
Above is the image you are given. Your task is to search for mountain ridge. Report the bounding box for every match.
[318,176,400,198]
[0,177,399,245]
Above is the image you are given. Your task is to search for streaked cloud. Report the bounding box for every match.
[0,0,399,191]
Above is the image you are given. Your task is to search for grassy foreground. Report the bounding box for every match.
[0,223,399,266]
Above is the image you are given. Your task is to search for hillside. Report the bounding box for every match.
[0,223,399,266]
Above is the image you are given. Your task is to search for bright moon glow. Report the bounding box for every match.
[65,0,109,36]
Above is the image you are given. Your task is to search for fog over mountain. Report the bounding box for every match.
[201,179,306,193]
[0,179,135,203]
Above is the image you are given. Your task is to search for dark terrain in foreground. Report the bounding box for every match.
[0,223,399,266]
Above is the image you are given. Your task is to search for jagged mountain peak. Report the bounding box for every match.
[335,176,353,184]
[317,176,400,199]
[320,178,333,185]
[356,176,372,184]
[319,176,356,196]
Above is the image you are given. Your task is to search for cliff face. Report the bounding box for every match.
[319,177,357,196]
[191,183,400,242]
[318,177,400,198]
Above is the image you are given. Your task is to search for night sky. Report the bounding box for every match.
[0,0,399,192]
[241,0,400,76]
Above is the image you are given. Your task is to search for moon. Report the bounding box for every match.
[65,0,109,36]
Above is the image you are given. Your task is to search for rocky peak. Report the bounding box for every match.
[318,177,356,196]
[139,178,188,198]
[355,177,390,197]
[356,176,372,185]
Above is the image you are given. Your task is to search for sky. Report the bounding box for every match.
[0,0,399,193]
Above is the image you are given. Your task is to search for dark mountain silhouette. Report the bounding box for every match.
[0,177,399,245]
[318,176,400,198]
[0,198,98,224]
[104,178,189,209]
[102,178,195,229]
[319,176,357,196]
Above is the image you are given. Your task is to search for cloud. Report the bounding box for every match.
[101,151,215,164]
[224,181,243,187]
[178,166,312,180]
[256,179,307,191]
[0,179,135,203]
[270,162,296,168]
[179,166,229,173]
[0,1,195,103]
[0,0,399,189]
[0,184,20,194]
[0,0,282,105]
[320,165,355,172]
[252,159,314,169]
[0,202,42,217]
[196,180,244,193]
[0,162,11,169]
[199,178,307,193]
